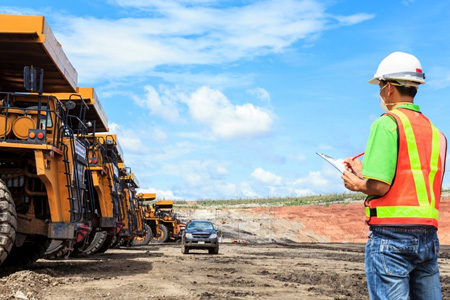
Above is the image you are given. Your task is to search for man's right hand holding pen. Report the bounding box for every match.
[342,155,366,192]
[344,154,364,178]
[341,152,390,196]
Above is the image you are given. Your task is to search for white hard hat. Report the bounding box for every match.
[368,52,426,87]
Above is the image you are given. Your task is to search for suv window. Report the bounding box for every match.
[186,221,214,231]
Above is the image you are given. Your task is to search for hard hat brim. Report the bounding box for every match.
[368,76,425,86]
[368,71,425,86]
[368,77,380,85]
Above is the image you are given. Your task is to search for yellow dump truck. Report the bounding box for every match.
[72,133,124,255]
[118,166,151,246]
[0,15,95,266]
[139,194,184,243]
[42,87,115,258]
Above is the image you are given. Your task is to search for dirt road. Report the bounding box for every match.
[2,243,450,300]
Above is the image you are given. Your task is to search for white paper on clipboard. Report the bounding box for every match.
[316,152,346,174]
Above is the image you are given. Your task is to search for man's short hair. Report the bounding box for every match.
[390,81,418,98]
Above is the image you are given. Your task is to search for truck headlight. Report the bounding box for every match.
[185,233,193,238]
[209,233,217,239]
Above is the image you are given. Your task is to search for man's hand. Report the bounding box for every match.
[343,157,363,178]
[341,171,390,196]
[342,170,365,192]
[341,157,390,195]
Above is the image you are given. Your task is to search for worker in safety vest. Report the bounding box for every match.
[342,52,447,300]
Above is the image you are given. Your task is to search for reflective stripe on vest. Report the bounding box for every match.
[365,108,446,227]
[365,205,439,219]
[394,109,441,208]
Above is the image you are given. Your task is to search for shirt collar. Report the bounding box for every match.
[394,103,420,112]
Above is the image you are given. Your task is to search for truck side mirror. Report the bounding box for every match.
[24,66,44,93]
[65,100,76,110]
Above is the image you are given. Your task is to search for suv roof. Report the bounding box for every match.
[189,220,212,223]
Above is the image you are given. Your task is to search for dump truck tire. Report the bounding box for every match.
[151,224,169,243]
[80,231,108,256]
[43,239,72,260]
[0,179,16,266]
[2,235,49,267]
[96,234,115,254]
[109,234,121,248]
[70,229,97,257]
[131,224,152,246]
[112,238,126,248]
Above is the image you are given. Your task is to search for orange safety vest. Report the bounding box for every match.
[365,108,447,227]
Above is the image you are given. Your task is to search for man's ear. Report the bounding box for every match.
[387,83,396,96]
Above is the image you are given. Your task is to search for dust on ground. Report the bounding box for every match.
[2,243,450,300]
[3,198,450,299]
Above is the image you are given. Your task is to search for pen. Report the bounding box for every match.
[352,152,365,161]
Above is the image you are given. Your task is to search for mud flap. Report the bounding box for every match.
[48,222,77,239]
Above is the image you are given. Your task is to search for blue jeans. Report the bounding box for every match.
[365,226,441,300]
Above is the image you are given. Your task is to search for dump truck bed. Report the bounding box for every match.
[0,14,77,93]
[125,173,140,189]
[97,133,124,162]
[53,87,108,132]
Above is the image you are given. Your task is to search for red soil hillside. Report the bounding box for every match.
[248,197,450,244]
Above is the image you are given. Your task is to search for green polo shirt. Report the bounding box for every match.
[362,104,421,185]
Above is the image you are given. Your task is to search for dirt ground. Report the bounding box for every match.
[3,197,450,300]
[1,242,450,300]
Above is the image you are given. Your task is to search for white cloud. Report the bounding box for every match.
[134,85,181,123]
[152,127,168,143]
[186,86,274,139]
[251,167,282,185]
[129,140,198,163]
[175,131,215,141]
[294,188,315,196]
[292,171,330,188]
[109,123,147,154]
[247,87,271,104]
[333,13,375,26]
[240,182,261,198]
[39,0,373,82]
[0,6,40,15]
[152,71,255,90]
[138,187,183,200]
[112,0,216,7]
[163,160,228,183]
[157,160,237,199]
[287,163,347,196]
[131,85,274,140]
[215,166,228,176]
[108,122,168,155]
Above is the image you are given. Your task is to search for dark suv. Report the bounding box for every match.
[181,220,219,254]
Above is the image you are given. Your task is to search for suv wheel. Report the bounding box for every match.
[209,246,219,255]
[181,244,189,254]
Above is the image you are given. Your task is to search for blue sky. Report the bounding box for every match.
[2,1,450,200]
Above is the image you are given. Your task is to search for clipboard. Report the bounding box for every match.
[316,152,346,174]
